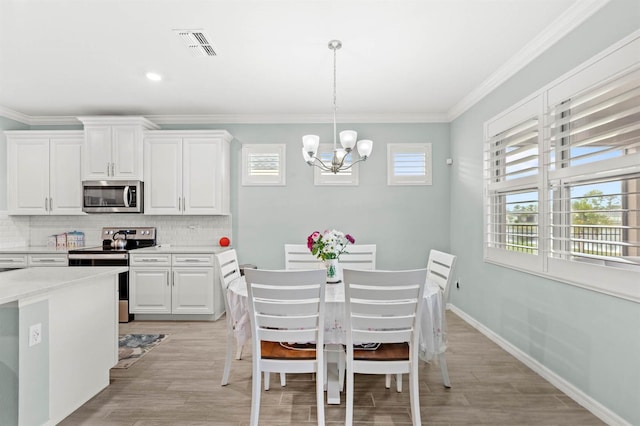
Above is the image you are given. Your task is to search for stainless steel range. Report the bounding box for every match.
[68,227,157,322]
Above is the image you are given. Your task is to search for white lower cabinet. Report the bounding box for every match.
[130,252,220,316]
[172,267,214,314]
[0,253,68,269]
[129,267,172,313]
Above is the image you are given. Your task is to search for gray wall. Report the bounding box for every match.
[449,0,640,424]
[161,123,452,269]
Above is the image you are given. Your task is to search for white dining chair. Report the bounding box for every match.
[386,249,458,391]
[215,249,287,387]
[338,244,376,270]
[215,249,244,386]
[284,244,324,270]
[426,249,457,388]
[244,268,327,426]
[343,268,427,426]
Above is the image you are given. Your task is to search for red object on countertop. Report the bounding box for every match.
[219,237,230,247]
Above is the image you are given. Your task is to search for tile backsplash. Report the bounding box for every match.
[0,214,29,248]
[1,213,232,247]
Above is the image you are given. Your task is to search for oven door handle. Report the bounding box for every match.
[123,186,131,207]
[68,253,129,260]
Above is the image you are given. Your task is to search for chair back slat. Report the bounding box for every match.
[348,302,415,316]
[254,299,320,316]
[352,314,416,331]
[284,244,324,270]
[350,284,421,301]
[353,329,413,344]
[257,313,319,330]
[259,328,319,343]
[251,283,321,300]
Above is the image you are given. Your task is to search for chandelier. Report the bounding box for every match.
[302,40,373,174]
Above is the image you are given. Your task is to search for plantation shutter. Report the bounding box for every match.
[546,68,640,267]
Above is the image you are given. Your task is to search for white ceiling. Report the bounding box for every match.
[0,0,606,124]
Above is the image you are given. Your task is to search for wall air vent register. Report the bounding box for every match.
[174,29,216,56]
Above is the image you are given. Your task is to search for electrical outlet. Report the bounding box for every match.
[29,323,42,347]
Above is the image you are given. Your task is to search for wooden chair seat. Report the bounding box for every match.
[353,343,409,361]
[260,341,317,360]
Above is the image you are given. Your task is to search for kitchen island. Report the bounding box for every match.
[0,266,126,426]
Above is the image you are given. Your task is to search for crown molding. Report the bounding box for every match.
[446,0,611,121]
[29,116,82,126]
[146,112,449,124]
[0,106,31,125]
[0,110,449,126]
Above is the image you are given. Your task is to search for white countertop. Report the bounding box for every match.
[0,266,127,305]
[134,245,231,254]
[0,246,69,254]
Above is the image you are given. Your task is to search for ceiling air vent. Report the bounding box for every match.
[174,29,217,56]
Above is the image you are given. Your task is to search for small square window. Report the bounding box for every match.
[387,143,432,185]
[242,144,286,186]
[314,144,359,186]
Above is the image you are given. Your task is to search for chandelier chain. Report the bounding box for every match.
[332,43,337,150]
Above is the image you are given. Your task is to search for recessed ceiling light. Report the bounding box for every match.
[146,72,162,81]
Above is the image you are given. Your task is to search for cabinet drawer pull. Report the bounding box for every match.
[0,259,16,262]
[35,259,58,262]
[141,258,159,262]
[49,198,53,211]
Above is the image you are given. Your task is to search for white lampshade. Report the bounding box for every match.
[357,139,373,158]
[339,130,357,150]
[302,134,320,156]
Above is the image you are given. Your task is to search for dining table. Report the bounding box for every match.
[226,277,446,404]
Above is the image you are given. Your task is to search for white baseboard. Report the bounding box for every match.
[448,304,630,426]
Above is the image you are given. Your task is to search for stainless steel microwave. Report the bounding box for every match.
[82,181,143,213]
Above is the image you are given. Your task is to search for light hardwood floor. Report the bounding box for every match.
[59,311,604,425]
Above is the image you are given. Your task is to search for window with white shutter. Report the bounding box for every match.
[387,143,432,185]
[241,144,286,186]
[484,96,542,270]
[546,68,640,270]
[314,144,359,186]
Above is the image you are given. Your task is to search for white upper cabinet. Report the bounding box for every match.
[6,131,84,215]
[144,130,232,215]
[78,116,159,180]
